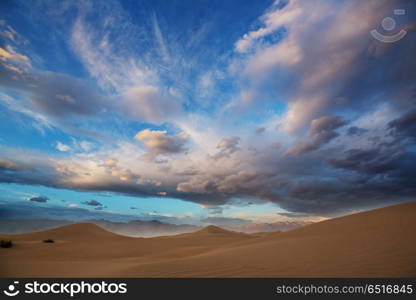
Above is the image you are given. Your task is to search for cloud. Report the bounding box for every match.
[199,204,223,215]
[0,63,102,119]
[56,142,71,152]
[0,21,109,138]
[99,157,140,182]
[235,0,415,133]
[0,21,28,46]
[309,116,348,136]
[135,129,189,160]
[0,158,22,171]
[211,136,241,160]
[79,141,94,152]
[1,114,414,217]
[217,171,264,194]
[255,127,266,135]
[176,170,269,198]
[151,13,170,63]
[286,116,348,155]
[81,200,102,207]
[217,137,240,152]
[102,158,118,168]
[276,212,312,218]
[0,46,30,66]
[234,1,299,53]
[0,61,105,138]
[123,85,181,124]
[29,196,48,203]
[94,205,107,211]
[388,108,416,139]
[70,15,156,92]
[177,179,217,194]
[0,1,415,219]
[347,126,367,136]
[26,73,102,119]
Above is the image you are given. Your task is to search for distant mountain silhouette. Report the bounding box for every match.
[226,221,315,233]
[0,218,314,237]
[0,218,199,237]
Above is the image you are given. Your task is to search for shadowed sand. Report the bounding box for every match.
[1,202,415,277]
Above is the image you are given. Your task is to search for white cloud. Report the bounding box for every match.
[56,142,71,152]
[235,0,303,53]
[71,17,156,92]
[79,140,94,152]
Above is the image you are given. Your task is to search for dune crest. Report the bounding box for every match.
[1,222,124,242]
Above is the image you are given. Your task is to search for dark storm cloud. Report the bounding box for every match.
[328,148,400,175]
[0,158,23,171]
[29,196,48,203]
[280,175,416,215]
[0,156,67,189]
[388,108,416,139]
[347,126,368,136]
[286,116,348,155]
[330,111,416,177]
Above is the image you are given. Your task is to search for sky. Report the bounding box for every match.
[0,0,415,226]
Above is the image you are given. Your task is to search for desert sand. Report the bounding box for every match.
[1,201,415,277]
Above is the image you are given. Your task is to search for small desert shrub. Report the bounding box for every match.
[0,240,13,248]
[43,239,54,243]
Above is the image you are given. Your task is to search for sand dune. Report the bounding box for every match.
[1,202,415,277]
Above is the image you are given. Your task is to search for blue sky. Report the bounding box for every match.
[0,0,415,225]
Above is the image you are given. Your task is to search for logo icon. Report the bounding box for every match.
[3,281,20,297]
[371,9,407,43]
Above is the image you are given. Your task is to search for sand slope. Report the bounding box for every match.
[1,202,415,277]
